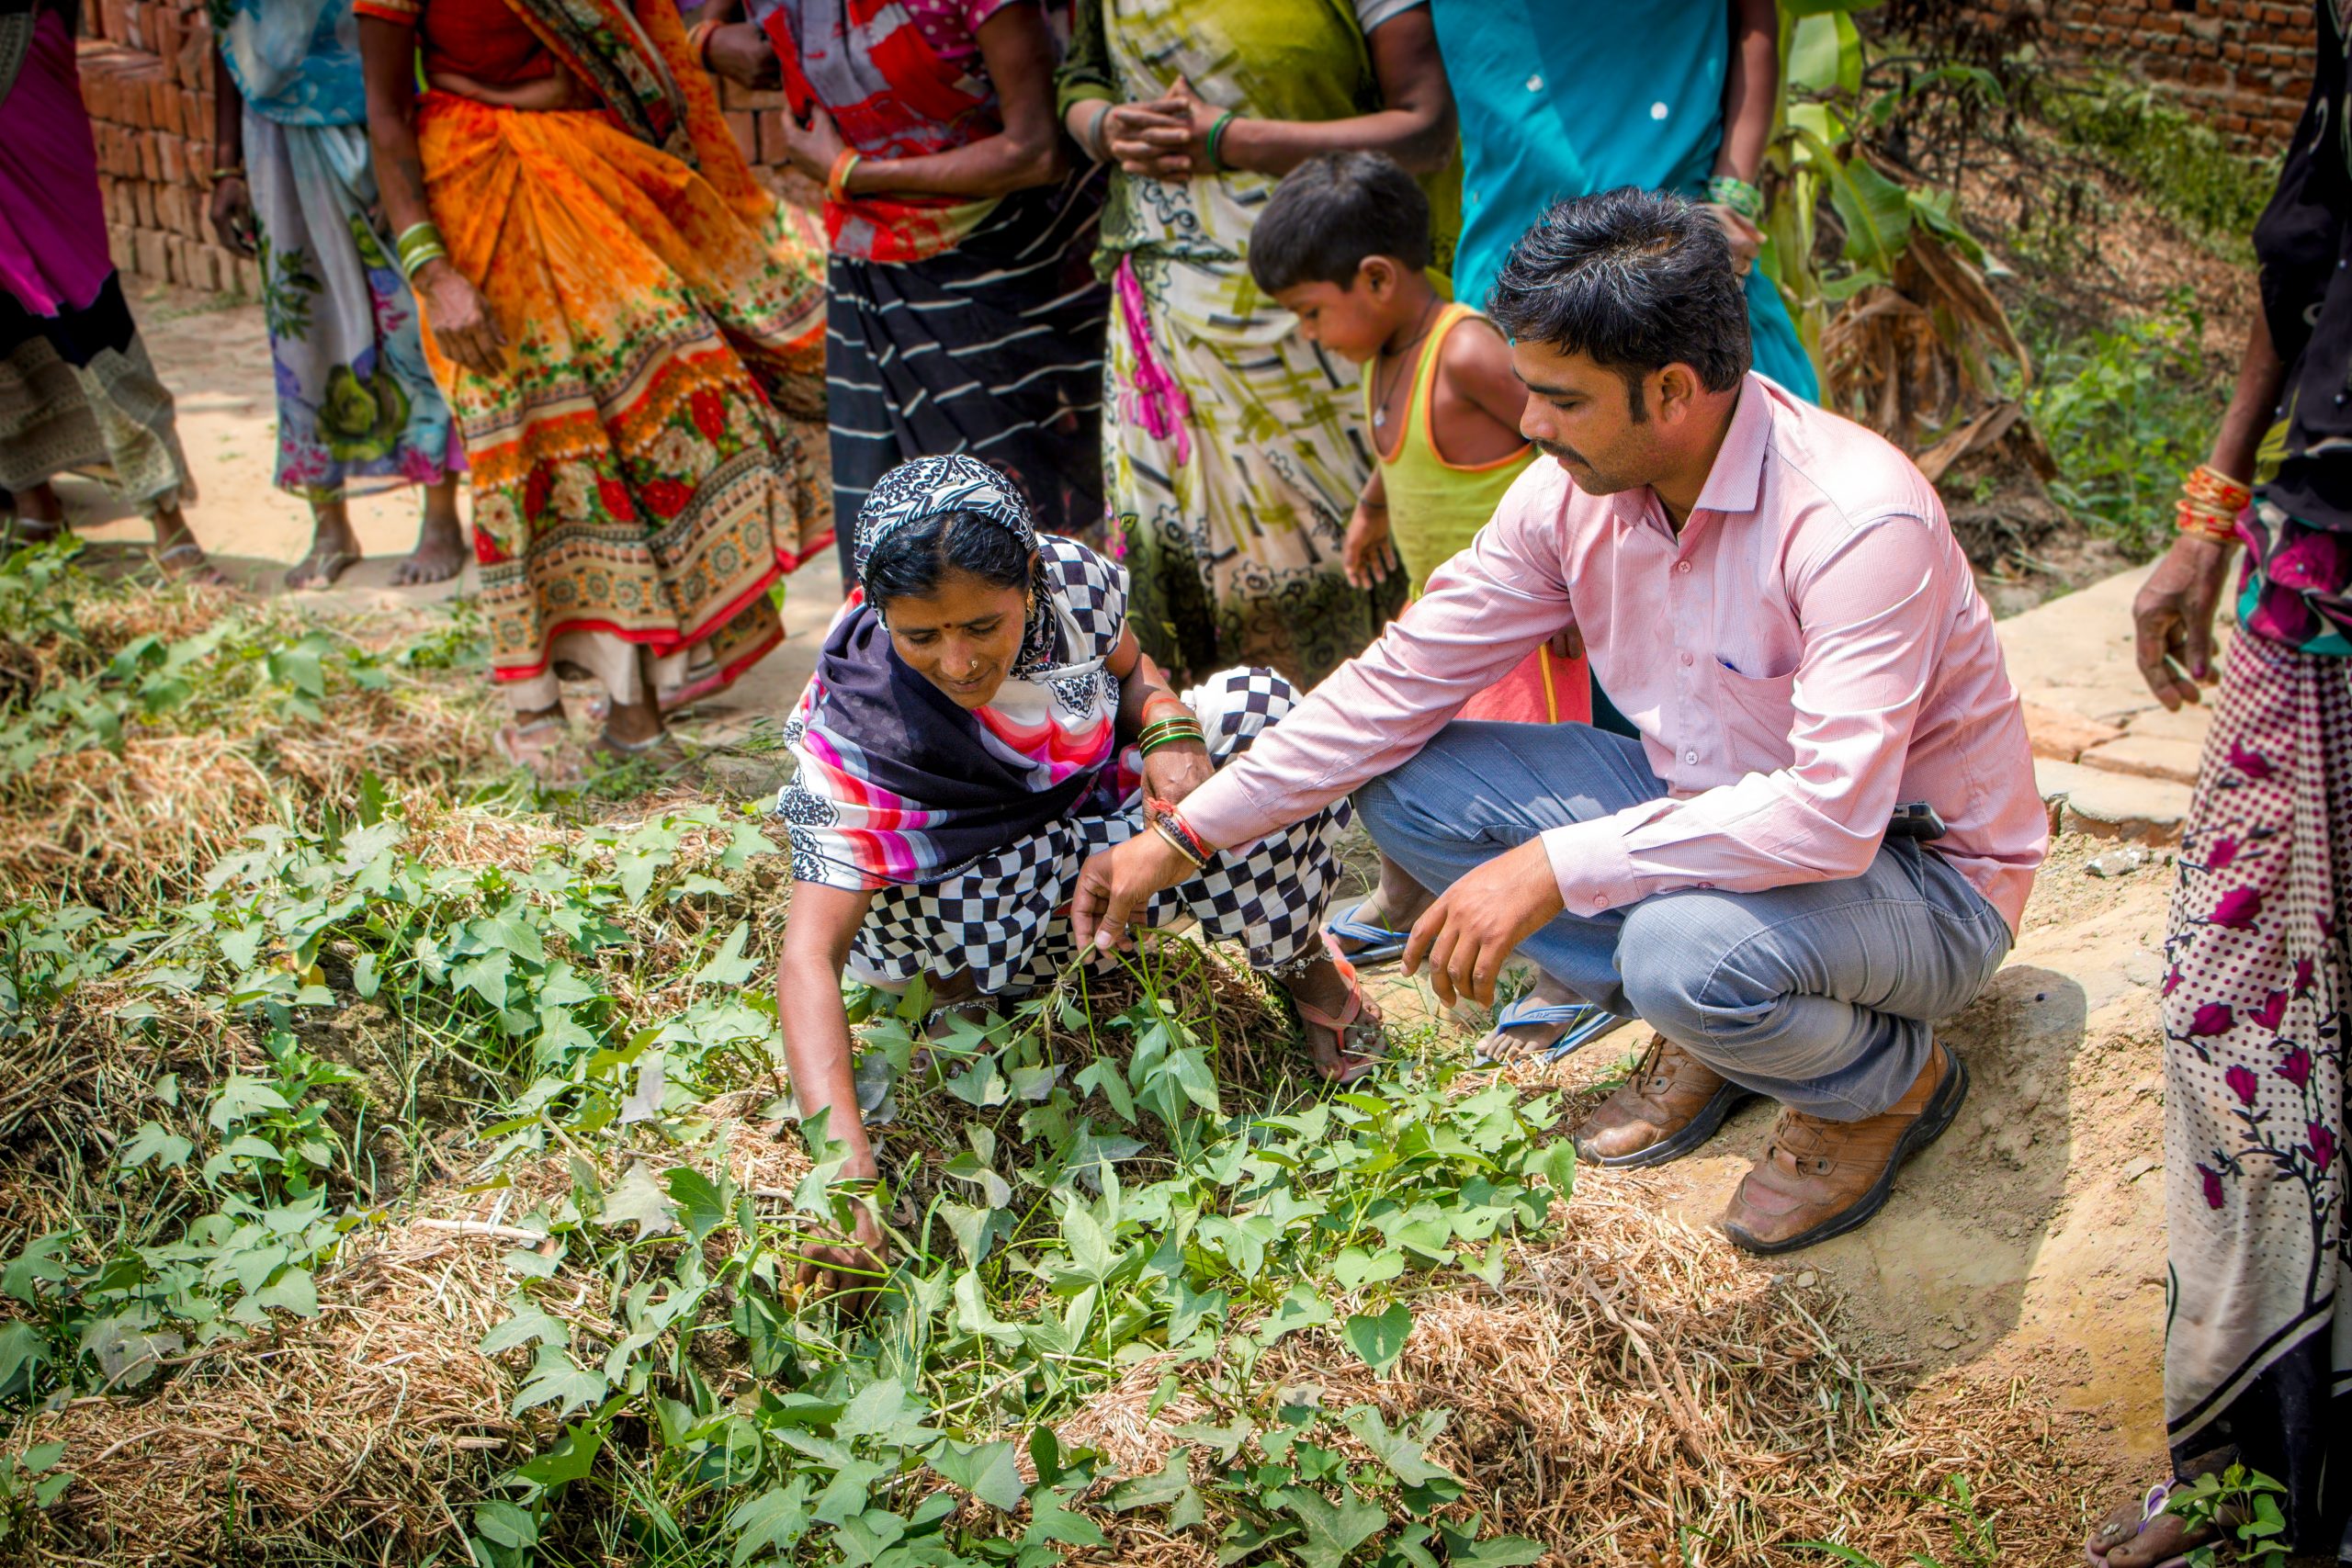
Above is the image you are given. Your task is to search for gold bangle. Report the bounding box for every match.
[1150,816,1207,871]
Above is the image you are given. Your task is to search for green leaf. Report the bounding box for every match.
[1341,1302,1413,1377]
[1435,1522,1547,1566]
[1340,1406,1452,1487]
[248,1266,320,1318]
[1279,1487,1386,1568]
[20,1442,65,1474]
[119,1122,194,1171]
[1827,154,1912,272]
[480,1303,569,1356]
[695,921,761,987]
[1107,1451,1203,1527]
[514,1346,608,1419]
[809,1457,889,1526]
[208,1075,291,1132]
[1330,1246,1405,1292]
[728,1479,813,1565]
[1787,10,1862,96]
[0,1323,49,1392]
[473,1499,539,1550]
[1255,1284,1334,1347]
[598,1161,680,1240]
[666,1168,729,1243]
[1535,1138,1577,1199]
[927,1438,1026,1512]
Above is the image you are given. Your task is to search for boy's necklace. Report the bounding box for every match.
[1371,298,1442,429]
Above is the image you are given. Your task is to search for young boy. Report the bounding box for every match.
[1250,151,1600,1063]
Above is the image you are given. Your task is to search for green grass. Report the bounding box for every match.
[2041,76,2280,254]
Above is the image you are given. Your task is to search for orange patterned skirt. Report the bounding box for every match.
[413,94,828,708]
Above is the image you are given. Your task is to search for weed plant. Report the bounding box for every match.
[2041,79,2279,254]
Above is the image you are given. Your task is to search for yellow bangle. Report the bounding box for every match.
[827,149,863,203]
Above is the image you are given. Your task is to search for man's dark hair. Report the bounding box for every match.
[862,511,1032,609]
[1485,187,1751,418]
[1248,151,1432,295]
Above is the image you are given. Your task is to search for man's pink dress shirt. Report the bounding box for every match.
[1178,375,2048,932]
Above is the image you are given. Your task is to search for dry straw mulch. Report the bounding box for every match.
[1069,1183,2100,1568]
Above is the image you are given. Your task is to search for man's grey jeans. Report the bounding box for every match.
[1356,722,2013,1121]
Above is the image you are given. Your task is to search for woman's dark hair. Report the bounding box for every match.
[861,509,1033,609]
[1485,186,1751,418]
[1248,151,1432,295]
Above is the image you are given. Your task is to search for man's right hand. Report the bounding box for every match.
[1070,829,1196,957]
[2132,533,2234,710]
[415,259,510,379]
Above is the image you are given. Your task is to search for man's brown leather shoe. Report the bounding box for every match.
[1569,1034,1759,1168]
[1721,1042,1970,1255]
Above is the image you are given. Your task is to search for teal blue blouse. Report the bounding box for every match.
[216,0,365,127]
[1429,0,1820,401]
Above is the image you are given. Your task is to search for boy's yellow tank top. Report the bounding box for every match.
[1364,301,1537,593]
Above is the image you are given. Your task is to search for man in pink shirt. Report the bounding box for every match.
[1073,188,2046,1255]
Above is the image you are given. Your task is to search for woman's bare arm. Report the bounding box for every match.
[1136,12,1456,181]
[1716,0,1778,183]
[357,15,509,377]
[2131,309,2290,707]
[777,881,880,1177]
[711,3,1066,198]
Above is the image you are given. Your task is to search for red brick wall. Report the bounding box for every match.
[1965,0,2317,150]
[76,2,251,295]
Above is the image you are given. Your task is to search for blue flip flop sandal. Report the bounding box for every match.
[1324,900,1413,967]
[1476,995,1626,1065]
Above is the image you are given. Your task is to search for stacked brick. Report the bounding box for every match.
[1962,0,2316,152]
[75,0,258,295]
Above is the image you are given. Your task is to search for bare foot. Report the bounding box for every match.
[394,483,468,586]
[286,501,361,590]
[2085,1485,2216,1567]
[1476,972,1589,1065]
[150,505,229,587]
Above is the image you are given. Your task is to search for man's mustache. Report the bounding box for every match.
[1533,438,1588,468]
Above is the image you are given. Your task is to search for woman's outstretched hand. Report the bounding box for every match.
[1070,829,1196,957]
[414,259,509,379]
[797,1199,889,1318]
[2132,534,2236,710]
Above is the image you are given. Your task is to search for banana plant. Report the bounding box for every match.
[1760,0,2039,474]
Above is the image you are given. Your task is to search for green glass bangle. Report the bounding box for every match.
[1705,175,1764,222]
[1139,732,1206,757]
[1136,718,1205,747]
[1204,109,1238,172]
[399,243,448,281]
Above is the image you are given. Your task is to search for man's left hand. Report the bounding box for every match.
[1400,837,1566,1009]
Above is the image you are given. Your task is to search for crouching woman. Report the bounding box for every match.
[772,455,1381,1298]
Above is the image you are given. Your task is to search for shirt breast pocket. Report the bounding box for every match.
[1709,665,1800,773]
